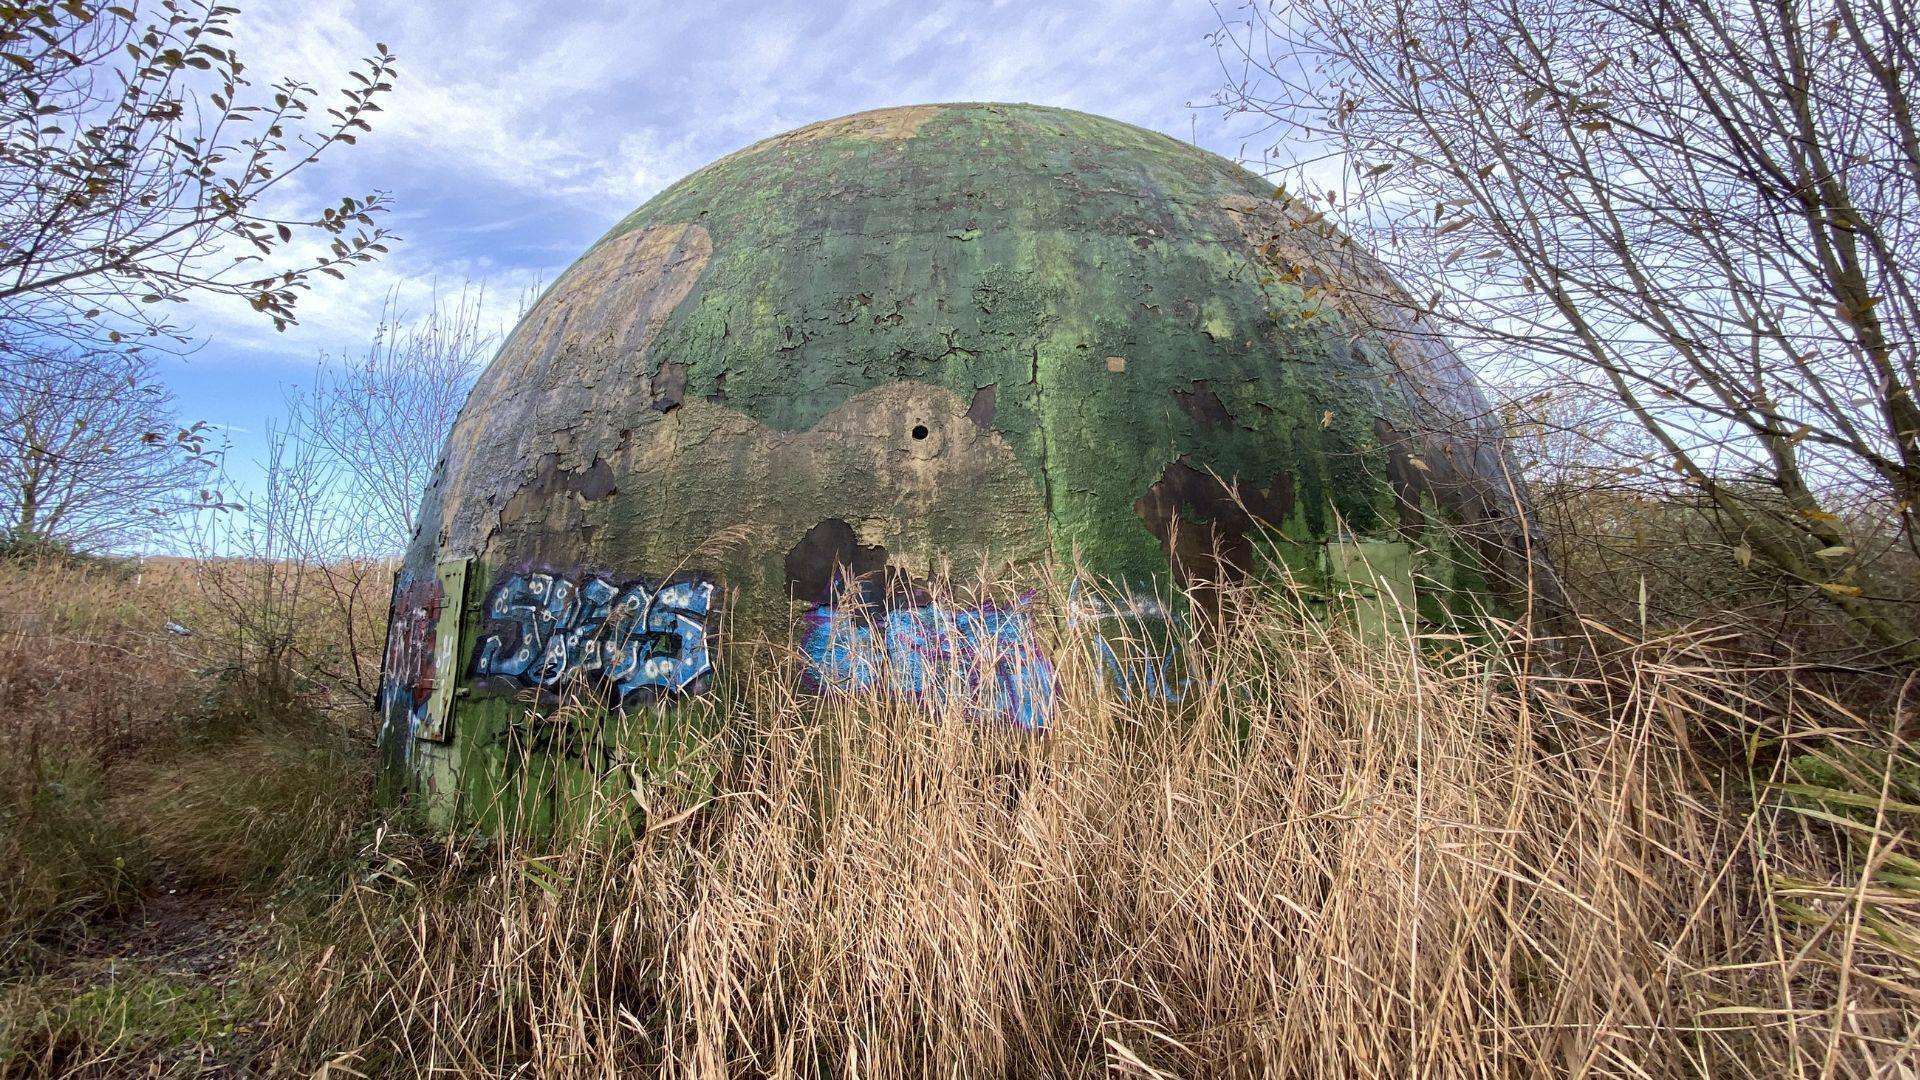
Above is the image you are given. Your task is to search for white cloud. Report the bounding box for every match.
[222,0,1256,208]
[192,246,550,367]
[169,0,1278,369]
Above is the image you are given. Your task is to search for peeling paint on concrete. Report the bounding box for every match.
[448,381,1052,633]
[500,454,617,525]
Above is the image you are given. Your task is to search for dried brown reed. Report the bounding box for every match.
[270,577,1919,1078]
[0,555,210,764]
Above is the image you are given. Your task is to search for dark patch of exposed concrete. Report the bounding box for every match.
[1171,380,1231,433]
[501,453,619,525]
[1134,458,1295,590]
[966,383,998,428]
[577,460,616,500]
[652,361,688,412]
[784,518,890,604]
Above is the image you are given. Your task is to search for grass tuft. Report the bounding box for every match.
[112,722,373,893]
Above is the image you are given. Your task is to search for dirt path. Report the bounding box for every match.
[36,875,272,1077]
[69,882,261,987]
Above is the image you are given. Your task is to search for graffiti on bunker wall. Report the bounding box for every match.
[792,581,1185,727]
[1068,581,1187,703]
[384,561,1182,778]
[386,576,442,708]
[472,571,715,702]
[800,597,1055,730]
[378,574,444,754]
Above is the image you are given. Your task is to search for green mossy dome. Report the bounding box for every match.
[405,101,1536,621]
[379,101,1553,825]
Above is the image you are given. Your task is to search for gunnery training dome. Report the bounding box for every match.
[378,102,1546,823]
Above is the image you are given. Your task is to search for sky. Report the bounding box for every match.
[165,0,1280,494]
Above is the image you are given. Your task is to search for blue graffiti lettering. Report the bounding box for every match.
[474,572,715,701]
[1069,581,1187,702]
[801,599,1054,730]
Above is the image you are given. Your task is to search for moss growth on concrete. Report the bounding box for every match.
[381,103,1545,825]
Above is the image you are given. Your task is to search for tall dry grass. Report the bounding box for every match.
[271,581,1919,1078]
[0,556,216,966]
[0,551,380,976]
[0,550,382,1077]
[0,555,212,763]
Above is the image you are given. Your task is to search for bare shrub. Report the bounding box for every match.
[184,286,491,720]
[1212,0,1920,665]
[1508,388,1920,660]
[184,430,391,721]
[286,284,492,555]
[0,352,216,553]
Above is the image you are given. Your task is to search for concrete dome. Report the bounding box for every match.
[378,103,1543,821]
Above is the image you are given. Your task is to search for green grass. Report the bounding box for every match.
[112,723,374,893]
[0,963,252,1078]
